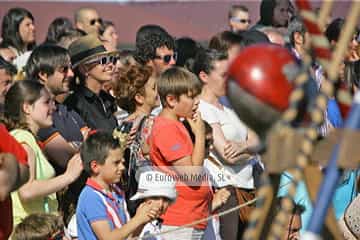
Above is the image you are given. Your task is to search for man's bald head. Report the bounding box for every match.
[74,7,101,35]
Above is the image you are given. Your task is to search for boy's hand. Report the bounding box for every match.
[186,110,205,137]
[134,201,162,224]
[65,153,83,182]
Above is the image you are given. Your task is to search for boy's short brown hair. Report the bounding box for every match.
[158,67,202,107]
[13,213,64,240]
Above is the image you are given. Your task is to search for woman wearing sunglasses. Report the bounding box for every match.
[64,34,118,132]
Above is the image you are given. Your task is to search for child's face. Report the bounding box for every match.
[27,89,54,130]
[98,148,125,184]
[174,92,198,119]
[144,197,171,215]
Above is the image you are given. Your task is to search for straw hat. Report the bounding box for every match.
[68,34,116,68]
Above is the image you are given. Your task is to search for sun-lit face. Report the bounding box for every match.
[151,46,176,76]
[98,148,125,184]
[102,25,119,51]
[0,69,13,105]
[141,76,160,111]
[173,92,199,119]
[205,59,229,98]
[86,55,116,84]
[272,0,290,27]
[78,9,101,35]
[46,58,74,96]
[19,17,36,46]
[27,88,54,130]
[229,10,251,32]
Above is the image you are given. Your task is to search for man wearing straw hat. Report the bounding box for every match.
[64,34,118,132]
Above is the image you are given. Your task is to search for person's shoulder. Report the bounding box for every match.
[78,185,98,204]
[11,129,36,142]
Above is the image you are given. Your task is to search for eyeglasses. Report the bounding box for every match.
[90,18,103,26]
[154,52,177,64]
[86,55,118,66]
[231,17,251,24]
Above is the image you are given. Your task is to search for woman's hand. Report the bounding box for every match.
[212,188,231,211]
[64,153,83,182]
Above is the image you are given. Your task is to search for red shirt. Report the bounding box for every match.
[0,124,28,239]
[149,117,211,229]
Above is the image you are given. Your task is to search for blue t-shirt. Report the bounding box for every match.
[76,185,128,240]
[278,170,359,232]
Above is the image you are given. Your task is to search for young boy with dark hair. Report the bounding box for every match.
[76,131,161,240]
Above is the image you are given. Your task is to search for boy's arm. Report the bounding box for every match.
[90,201,161,240]
[91,216,145,240]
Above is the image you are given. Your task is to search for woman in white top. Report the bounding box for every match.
[189,48,262,240]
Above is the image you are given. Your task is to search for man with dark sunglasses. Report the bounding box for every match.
[228,5,251,32]
[134,24,176,77]
[74,7,102,36]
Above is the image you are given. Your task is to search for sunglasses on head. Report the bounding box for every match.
[90,18,102,26]
[86,55,118,66]
[154,52,177,64]
[231,17,251,24]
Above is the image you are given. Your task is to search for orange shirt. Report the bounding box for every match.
[149,116,211,229]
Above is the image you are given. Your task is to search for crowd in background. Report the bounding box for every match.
[0,0,359,239]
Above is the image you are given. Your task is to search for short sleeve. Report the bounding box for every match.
[37,126,59,144]
[153,123,192,162]
[81,190,108,223]
[198,101,220,124]
[0,125,28,165]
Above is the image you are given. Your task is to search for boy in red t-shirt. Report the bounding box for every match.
[148,67,212,239]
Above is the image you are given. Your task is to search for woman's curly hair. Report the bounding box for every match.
[112,64,153,113]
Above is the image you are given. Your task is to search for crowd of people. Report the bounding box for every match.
[0,0,359,239]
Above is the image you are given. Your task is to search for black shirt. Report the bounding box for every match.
[64,86,118,132]
[38,102,87,143]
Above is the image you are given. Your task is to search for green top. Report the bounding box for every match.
[11,129,58,226]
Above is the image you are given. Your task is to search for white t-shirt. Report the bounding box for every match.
[140,220,163,240]
[199,100,262,189]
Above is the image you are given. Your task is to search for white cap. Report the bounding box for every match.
[130,171,177,201]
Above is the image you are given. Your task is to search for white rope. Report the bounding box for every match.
[131,197,258,240]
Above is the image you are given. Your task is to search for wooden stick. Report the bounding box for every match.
[318,0,334,31]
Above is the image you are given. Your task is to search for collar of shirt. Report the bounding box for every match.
[86,178,116,201]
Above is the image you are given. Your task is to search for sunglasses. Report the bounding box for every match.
[90,18,103,26]
[57,64,72,74]
[154,52,177,64]
[86,55,118,66]
[231,17,251,24]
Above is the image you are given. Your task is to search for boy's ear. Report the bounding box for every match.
[198,71,209,84]
[165,94,177,108]
[134,93,144,105]
[38,71,48,85]
[90,160,100,174]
